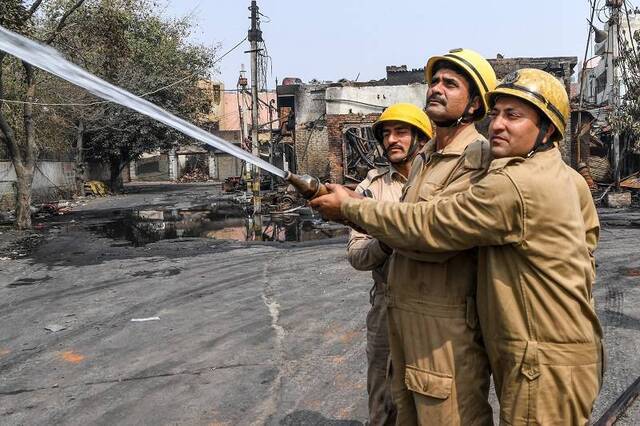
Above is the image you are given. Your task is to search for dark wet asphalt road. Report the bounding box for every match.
[1,185,639,425]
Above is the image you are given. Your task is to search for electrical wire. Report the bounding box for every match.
[597,0,611,23]
[325,98,387,110]
[34,162,67,192]
[258,11,271,23]
[0,35,248,107]
[622,1,640,74]
[576,0,600,161]
[615,11,640,92]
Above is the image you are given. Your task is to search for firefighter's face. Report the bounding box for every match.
[488,96,553,158]
[426,68,478,123]
[382,121,414,164]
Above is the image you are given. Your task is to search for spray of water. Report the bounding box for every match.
[0,26,287,179]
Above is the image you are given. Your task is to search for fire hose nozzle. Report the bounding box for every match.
[285,172,329,200]
[286,172,368,233]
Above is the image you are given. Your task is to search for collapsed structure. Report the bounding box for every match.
[578,7,640,192]
[6,50,639,208]
[276,56,578,185]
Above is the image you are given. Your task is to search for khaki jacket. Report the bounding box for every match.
[342,147,602,356]
[380,125,495,425]
[388,124,491,306]
[346,166,406,284]
[570,167,599,283]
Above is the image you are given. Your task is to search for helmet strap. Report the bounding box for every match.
[526,121,552,158]
[432,98,475,128]
[404,133,421,161]
[385,133,421,164]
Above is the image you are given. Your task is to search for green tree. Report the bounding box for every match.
[53,0,217,190]
[1,0,216,228]
[612,19,640,154]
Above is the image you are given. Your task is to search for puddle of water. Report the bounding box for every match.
[88,204,349,246]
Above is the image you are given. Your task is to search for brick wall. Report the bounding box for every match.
[326,113,380,184]
[294,125,329,180]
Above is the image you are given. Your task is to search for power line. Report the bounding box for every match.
[325,98,388,110]
[0,35,248,107]
[622,1,640,75]
[576,0,600,165]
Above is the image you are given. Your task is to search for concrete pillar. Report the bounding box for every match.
[129,161,137,182]
[168,149,178,181]
[208,152,217,180]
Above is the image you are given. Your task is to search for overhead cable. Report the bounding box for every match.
[0,35,248,107]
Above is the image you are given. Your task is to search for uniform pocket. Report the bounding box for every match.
[417,181,443,202]
[404,365,453,423]
[499,342,540,424]
[404,365,452,399]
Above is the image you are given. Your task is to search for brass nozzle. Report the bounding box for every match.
[285,172,329,200]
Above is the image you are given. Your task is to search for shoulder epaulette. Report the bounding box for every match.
[464,138,491,170]
[488,156,524,172]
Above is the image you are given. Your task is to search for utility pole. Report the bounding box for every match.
[607,0,623,188]
[237,65,250,197]
[248,0,263,240]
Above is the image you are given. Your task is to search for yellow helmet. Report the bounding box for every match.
[372,103,433,142]
[486,68,569,142]
[425,48,497,118]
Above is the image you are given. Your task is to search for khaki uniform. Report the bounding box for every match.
[347,166,405,426]
[341,147,603,425]
[570,168,599,285]
[387,125,493,425]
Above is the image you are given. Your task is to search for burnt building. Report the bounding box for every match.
[277,56,578,184]
[277,75,426,184]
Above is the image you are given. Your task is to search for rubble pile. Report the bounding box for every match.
[178,169,209,182]
[0,232,44,260]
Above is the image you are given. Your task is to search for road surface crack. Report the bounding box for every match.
[0,362,264,396]
[252,252,287,425]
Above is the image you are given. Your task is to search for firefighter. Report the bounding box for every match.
[347,103,433,425]
[311,68,603,425]
[356,48,498,424]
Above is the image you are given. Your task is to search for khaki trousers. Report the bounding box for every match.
[387,296,493,425]
[488,340,603,425]
[367,281,396,426]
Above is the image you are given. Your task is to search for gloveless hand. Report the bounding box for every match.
[309,183,363,222]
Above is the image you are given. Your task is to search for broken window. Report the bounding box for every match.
[278,95,295,135]
[343,126,387,183]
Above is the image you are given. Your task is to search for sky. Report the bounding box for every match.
[160,0,601,89]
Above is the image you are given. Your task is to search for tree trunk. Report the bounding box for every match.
[75,120,86,195]
[109,157,123,193]
[14,161,35,230]
[12,62,39,230]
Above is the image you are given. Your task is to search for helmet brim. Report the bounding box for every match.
[486,88,566,141]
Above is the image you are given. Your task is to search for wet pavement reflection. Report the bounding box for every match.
[88,202,349,246]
